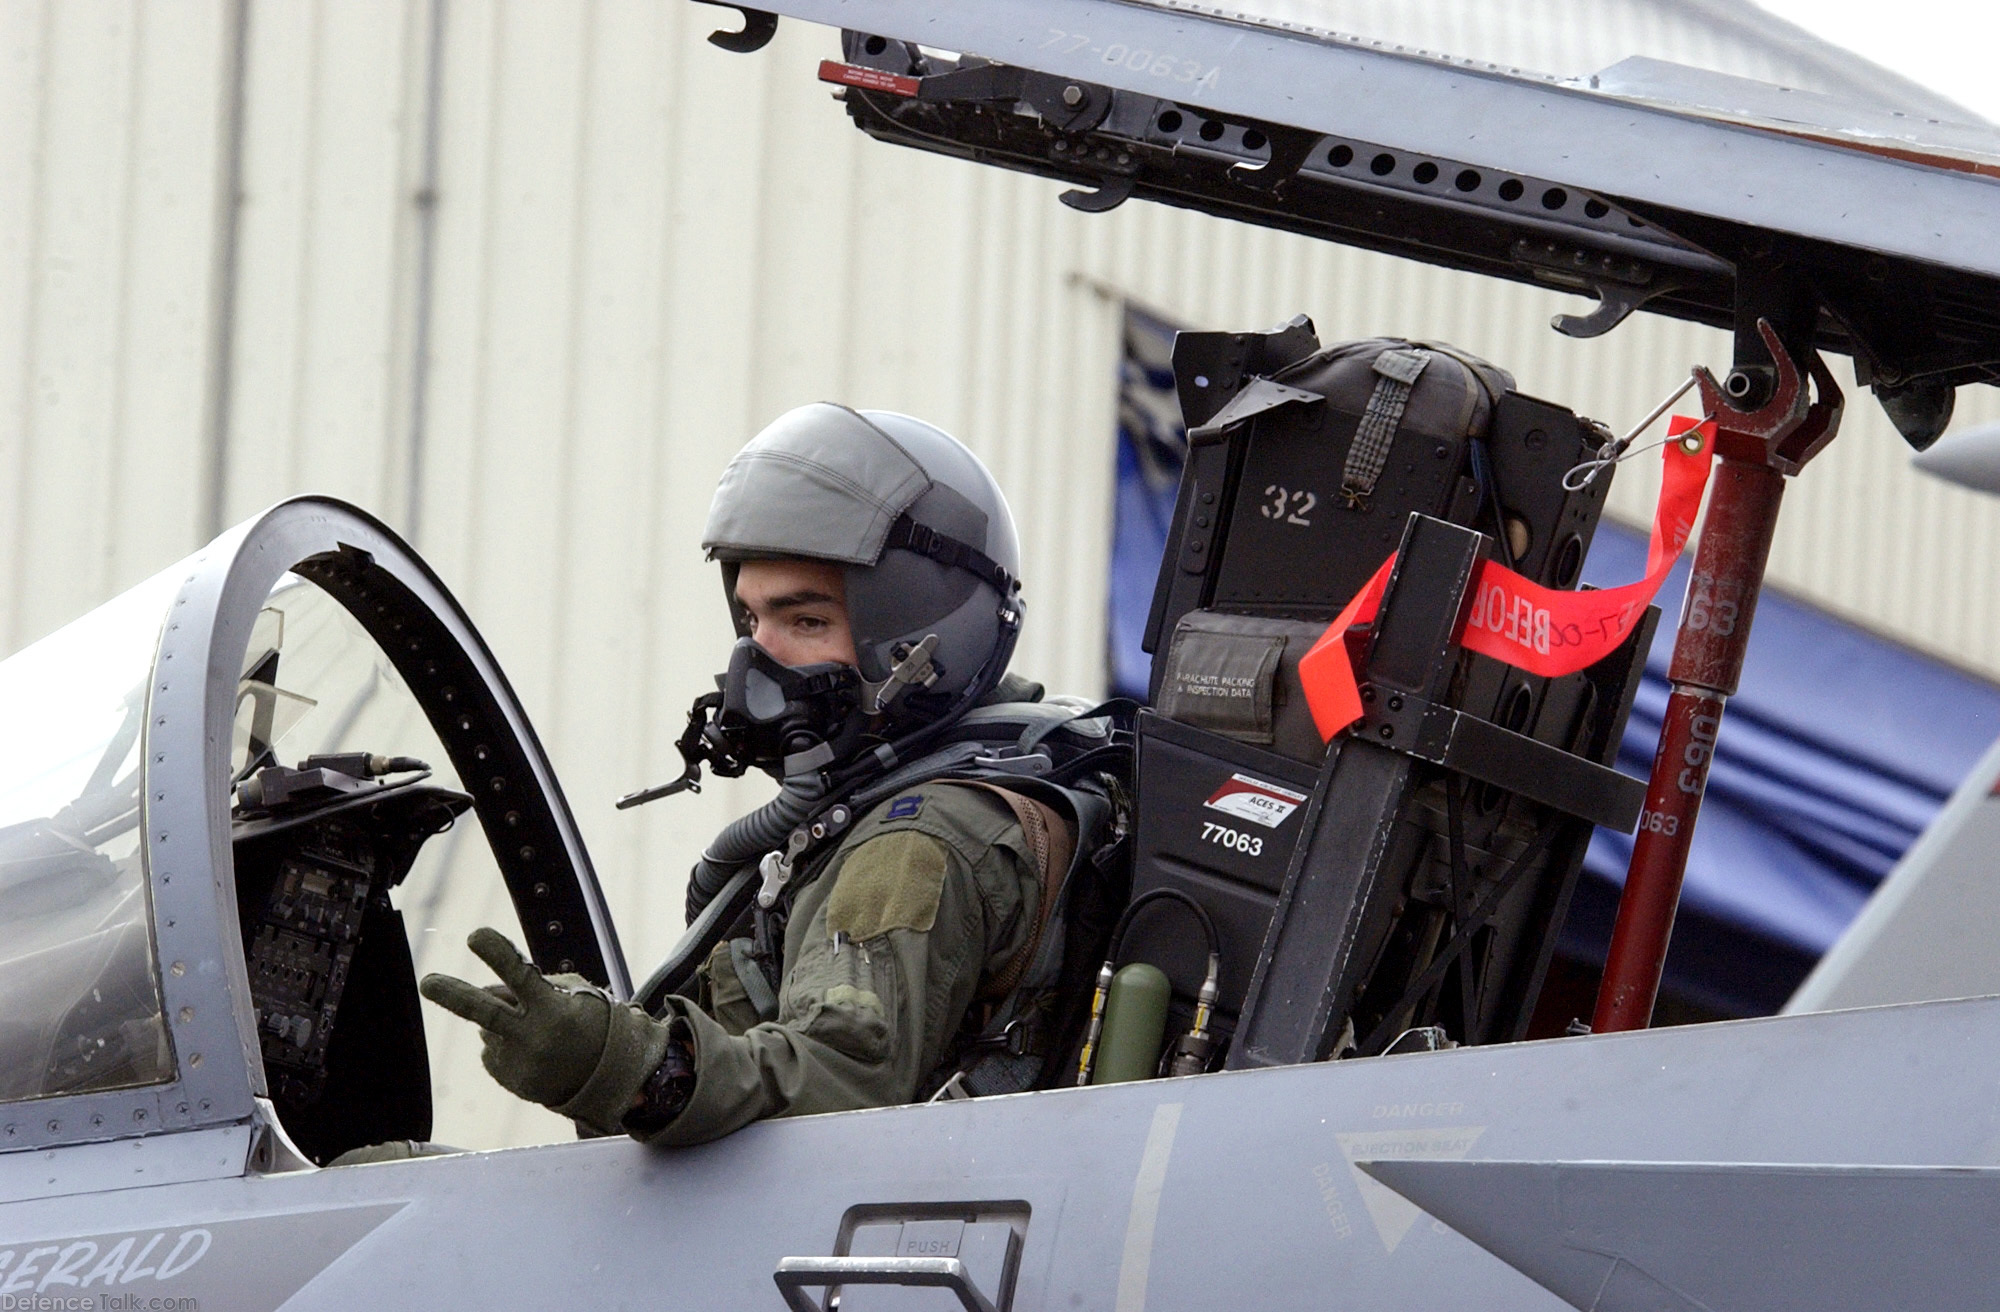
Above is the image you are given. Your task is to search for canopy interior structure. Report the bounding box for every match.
[720,0,2000,444]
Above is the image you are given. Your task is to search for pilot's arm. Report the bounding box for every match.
[420,784,1038,1144]
[649,784,1038,1142]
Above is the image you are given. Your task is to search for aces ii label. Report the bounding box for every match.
[1203,773,1307,829]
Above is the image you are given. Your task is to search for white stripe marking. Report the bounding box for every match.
[1115,1102,1184,1312]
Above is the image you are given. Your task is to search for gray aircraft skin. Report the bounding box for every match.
[1913,421,2000,494]
[6,6,2000,1312]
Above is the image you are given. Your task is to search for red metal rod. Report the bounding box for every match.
[1592,458,1786,1032]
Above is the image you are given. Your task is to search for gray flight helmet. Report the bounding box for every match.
[702,403,1024,713]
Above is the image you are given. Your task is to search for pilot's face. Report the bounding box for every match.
[733,559,860,669]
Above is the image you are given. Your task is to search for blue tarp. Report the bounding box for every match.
[1576,523,2000,956]
[1103,306,2000,1010]
[1108,305,1187,699]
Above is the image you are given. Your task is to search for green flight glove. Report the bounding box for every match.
[418,927,672,1135]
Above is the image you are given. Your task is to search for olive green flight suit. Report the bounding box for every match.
[643,781,1040,1146]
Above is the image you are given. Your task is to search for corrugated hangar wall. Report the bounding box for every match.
[6,0,2000,1144]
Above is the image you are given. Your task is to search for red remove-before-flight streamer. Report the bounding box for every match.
[1297,415,1717,739]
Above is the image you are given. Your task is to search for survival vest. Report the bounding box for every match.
[637,696,1135,1098]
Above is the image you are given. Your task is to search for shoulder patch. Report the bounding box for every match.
[886,793,924,821]
[827,830,948,940]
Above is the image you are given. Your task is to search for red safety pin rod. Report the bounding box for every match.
[1592,320,1844,1033]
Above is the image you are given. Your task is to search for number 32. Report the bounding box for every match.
[1261,485,1316,527]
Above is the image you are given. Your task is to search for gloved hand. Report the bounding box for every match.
[419,928,673,1134]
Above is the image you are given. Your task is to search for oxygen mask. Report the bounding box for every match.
[616,638,865,809]
[714,637,864,774]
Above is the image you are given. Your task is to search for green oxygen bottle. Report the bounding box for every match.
[1090,962,1171,1085]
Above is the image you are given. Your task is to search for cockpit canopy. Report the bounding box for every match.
[761,0,2000,443]
[0,499,627,1167]
[0,564,182,1104]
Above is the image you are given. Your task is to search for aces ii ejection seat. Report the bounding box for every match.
[1123,319,1653,1068]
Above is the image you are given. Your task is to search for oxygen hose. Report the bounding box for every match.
[683,769,828,922]
[681,675,986,924]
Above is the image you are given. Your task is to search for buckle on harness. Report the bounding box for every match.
[970,1015,1040,1058]
[757,827,814,909]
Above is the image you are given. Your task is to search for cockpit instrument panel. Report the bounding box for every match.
[248,847,374,1105]
[232,767,471,1163]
